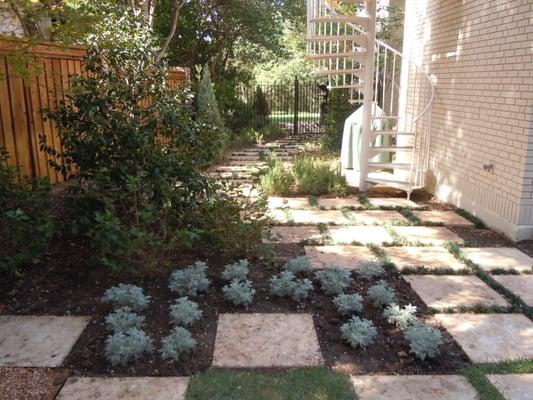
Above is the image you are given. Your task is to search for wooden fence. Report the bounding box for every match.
[0,40,189,183]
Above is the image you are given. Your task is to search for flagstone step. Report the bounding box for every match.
[487,374,533,400]
[267,209,408,225]
[392,226,464,245]
[385,246,467,272]
[461,247,533,273]
[268,196,311,209]
[328,226,394,245]
[492,275,533,306]
[304,245,377,270]
[368,197,420,209]
[266,226,323,244]
[412,210,474,226]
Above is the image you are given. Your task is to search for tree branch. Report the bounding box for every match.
[155,0,186,64]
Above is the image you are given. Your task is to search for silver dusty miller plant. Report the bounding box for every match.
[222,259,250,281]
[383,303,418,331]
[101,284,151,311]
[104,306,145,333]
[333,293,364,316]
[357,261,385,281]
[270,270,313,302]
[283,256,311,274]
[315,267,352,295]
[160,326,197,362]
[405,322,443,360]
[168,261,211,296]
[367,280,397,307]
[104,327,154,366]
[340,316,377,348]
[169,297,203,326]
[223,279,256,306]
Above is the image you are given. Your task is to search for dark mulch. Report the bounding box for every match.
[1,241,469,378]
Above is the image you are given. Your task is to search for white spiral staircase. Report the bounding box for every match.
[306,0,435,198]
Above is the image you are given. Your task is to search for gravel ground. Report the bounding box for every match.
[0,368,68,400]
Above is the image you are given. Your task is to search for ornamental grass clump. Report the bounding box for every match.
[104,306,145,333]
[169,261,210,296]
[357,261,385,281]
[169,297,203,326]
[383,303,418,331]
[270,270,313,302]
[104,328,154,366]
[101,284,151,311]
[222,259,250,281]
[333,293,364,316]
[367,280,397,307]
[405,322,443,360]
[223,279,256,306]
[340,316,377,348]
[284,256,311,274]
[315,267,352,295]
[160,326,197,362]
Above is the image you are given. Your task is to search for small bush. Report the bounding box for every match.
[357,261,385,281]
[367,280,397,307]
[333,293,364,316]
[270,271,313,302]
[292,156,347,196]
[168,261,211,296]
[222,259,249,281]
[259,153,294,196]
[284,256,311,274]
[104,306,145,333]
[340,316,377,348]
[383,303,418,331]
[315,267,352,295]
[104,328,154,366]
[169,297,203,326]
[160,326,197,362]
[405,322,443,360]
[291,278,314,302]
[223,279,256,306]
[101,284,151,311]
[321,89,355,151]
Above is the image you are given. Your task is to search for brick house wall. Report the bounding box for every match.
[402,0,533,240]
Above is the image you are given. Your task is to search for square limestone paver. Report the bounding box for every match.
[350,375,478,400]
[404,275,508,309]
[392,226,464,245]
[0,315,90,367]
[348,210,408,225]
[265,226,323,244]
[56,377,189,400]
[317,197,361,209]
[412,210,474,226]
[368,197,421,209]
[385,246,466,271]
[434,313,533,362]
[268,197,310,209]
[268,209,348,225]
[487,374,533,400]
[212,313,324,368]
[329,226,393,245]
[304,246,376,270]
[492,275,533,306]
[461,248,533,273]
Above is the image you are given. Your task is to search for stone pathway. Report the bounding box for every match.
[492,275,533,306]
[391,226,464,245]
[412,210,474,226]
[385,246,467,271]
[462,247,533,273]
[487,374,533,400]
[304,245,376,270]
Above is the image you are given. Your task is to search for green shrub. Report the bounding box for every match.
[169,297,203,326]
[160,326,197,362]
[292,156,347,196]
[223,279,256,306]
[252,86,271,126]
[357,261,385,281]
[367,280,397,307]
[270,271,313,302]
[315,267,352,295]
[104,306,145,333]
[405,322,442,360]
[101,284,151,311]
[197,65,224,128]
[340,316,377,348]
[321,89,356,151]
[333,293,364,316]
[222,259,250,282]
[105,328,154,366]
[168,261,211,297]
[259,153,294,196]
[284,256,311,274]
[383,303,418,331]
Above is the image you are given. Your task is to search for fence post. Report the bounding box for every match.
[293,76,299,135]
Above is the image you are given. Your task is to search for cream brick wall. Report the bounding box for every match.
[402,0,533,240]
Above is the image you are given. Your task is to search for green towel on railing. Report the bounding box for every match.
[341,104,391,170]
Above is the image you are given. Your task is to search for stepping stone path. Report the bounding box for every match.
[434,313,533,362]
[462,247,533,273]
[385,246,466,271]
[492,275,533,306]
[392,226,464,245]
[212,313,324,368]
[268,196,310,209]
[0,315,90,367]
[317,197,362,209]
[487,374,533,400]
[350,375,479,400]
[328,226,394,245]
[57,377,189,400]
[368,197,420,209]
[268,209,349,225]
[412,210,474,226]
[404,275,508,309]
[346,210,408,225]
[304,245,376,270]
[267,225,323,244]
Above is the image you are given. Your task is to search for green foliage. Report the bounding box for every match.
[101,284,151,312]
[168,261,211,297]
[367,280,397,307]
[259,153,295,196]
[340,316,377,348]
[0,148,53,273]
[160,326,197,362]
[222,259,250,281]
[333,293,364,316]
[197,65,224,127]
[292,156,348,196]
[252,86,270,123]
[383,303,418,331]
[315,267,352,295]
[357,261,385,281]
[104,306,145,333]
[321,90,357,151]
[169,297,203,326]
[283,256,311,274]
[270,271,313,302]
[104,328,154,366]
[223,279,256,306]
[404,322,443,360]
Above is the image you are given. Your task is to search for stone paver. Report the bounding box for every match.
[317,197,362,209]
[392,226,464,245]
[328,226,394,245]
[385,246,466,271]
[268,197,310,209]
[56,377,189,400]
[404,275,508,309]
[266,226,323,244]
[0,316,90,367]
[350,375,479,400]
[492,275,533,306]
[487,374,533,400]
[347,210,408,225]
[368,197,421,209]
[212,313,324,368]
[304,245,376,270]
[412,210,475,226]
[462,248,533,273]
[434,313,533,362]
[268,209,349,225]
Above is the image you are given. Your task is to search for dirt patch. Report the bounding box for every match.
[0,368,69,400]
